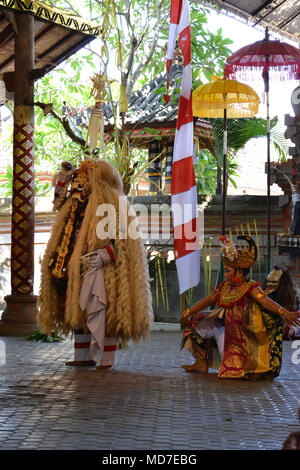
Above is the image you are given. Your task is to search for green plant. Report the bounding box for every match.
[26,1,234,191]
[148,250,170,312]
[194,117,290,196]
[210,117,289,169]
[0,164,13,196]
[195,150,218,194]
[0,164,52,197]
[26,330,64,343]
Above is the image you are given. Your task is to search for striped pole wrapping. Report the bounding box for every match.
[166,0,200,294]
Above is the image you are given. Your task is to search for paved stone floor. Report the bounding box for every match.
[0,329,299,450]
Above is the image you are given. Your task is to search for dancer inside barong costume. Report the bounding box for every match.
[181,235,300,380]
[262,266,300,340]
[38,159,153,371]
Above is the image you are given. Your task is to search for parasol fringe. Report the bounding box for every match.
[192,100,259,118]
[226,63,300,82]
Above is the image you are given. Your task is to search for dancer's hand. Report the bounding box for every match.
[283,310,300,327]
[193,312,204,321]
[180,309,192,327]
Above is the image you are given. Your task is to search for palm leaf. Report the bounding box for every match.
[209,117,287,169]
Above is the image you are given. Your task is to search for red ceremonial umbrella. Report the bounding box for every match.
[225,27,300,273]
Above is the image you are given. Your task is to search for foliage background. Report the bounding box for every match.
[0,0,290,196]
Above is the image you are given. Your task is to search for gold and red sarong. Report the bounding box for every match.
[217,280,283,379]
[183,280,283,380]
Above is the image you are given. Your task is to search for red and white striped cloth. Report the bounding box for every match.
[166,0,200,294]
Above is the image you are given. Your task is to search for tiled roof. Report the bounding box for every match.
[208,1,300,42]
[103,64,206,129]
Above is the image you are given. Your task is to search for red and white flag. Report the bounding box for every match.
[166,0,200,294]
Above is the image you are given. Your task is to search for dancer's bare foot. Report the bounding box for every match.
[96,365,113,373]
[181,361,208,373]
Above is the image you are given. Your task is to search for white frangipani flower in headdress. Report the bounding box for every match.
[219,235,257,269]
[219,235,238,262]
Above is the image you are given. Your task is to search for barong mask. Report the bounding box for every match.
[264,267,284,294]
[71,160,96,202]
[220,235,257,269]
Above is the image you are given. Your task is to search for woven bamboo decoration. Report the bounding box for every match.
[86,74,107,150]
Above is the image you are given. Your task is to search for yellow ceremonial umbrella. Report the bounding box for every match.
[192,76,260,235]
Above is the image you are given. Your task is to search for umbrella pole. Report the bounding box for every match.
[222,108,227,235]
[265,70,271,274]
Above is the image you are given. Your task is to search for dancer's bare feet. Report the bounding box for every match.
[181,361,208,373]
[96,365,113,373]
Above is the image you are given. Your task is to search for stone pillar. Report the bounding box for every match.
[0,12,37,335]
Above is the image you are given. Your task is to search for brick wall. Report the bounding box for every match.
[0,194,298,321]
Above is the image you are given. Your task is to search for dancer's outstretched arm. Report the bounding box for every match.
[181,291,218,325]
[250,286,300,327]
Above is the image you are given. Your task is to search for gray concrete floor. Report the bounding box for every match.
[0,329,299,450]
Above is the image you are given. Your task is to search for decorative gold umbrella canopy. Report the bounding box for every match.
[192,77,260,235]
[193,77,260,118]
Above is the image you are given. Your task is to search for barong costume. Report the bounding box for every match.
[38,160,153,366]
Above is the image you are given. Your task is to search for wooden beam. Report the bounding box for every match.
[252,0,277,16]
[0,23,14,47]
[53,35,93,63]
[0,52,14,72]
[253,0,290,26]
[2,71,14,92]
[37,30,77,60]
[31,68,49,80]
[0,12,7,24]
[0,24,92,76]
[278,8,300,29]
[34,22,55,42]
[49,36,93,69]
[3,69,51,93]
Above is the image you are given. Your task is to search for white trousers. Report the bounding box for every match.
[195,318,225,356]
[74,329,116,366]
